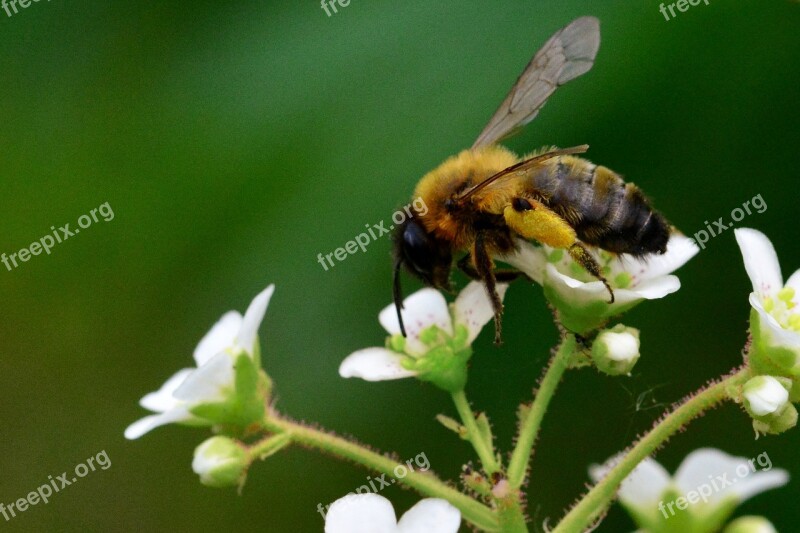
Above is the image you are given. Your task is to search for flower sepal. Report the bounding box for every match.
[404,325,472,393]
[752,402,798,437]
[187,351,267,432]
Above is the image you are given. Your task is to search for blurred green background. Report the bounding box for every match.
[1,0,798,531]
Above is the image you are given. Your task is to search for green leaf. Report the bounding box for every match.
[436,414,468,439]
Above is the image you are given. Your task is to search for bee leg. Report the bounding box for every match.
[567,243,615,304]
[503,199,615,303]
[473,231,504,345]
[457,254,525,282]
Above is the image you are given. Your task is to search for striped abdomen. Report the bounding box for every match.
[529,156,670,256]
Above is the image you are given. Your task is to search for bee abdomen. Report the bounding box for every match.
[534,160,670,256]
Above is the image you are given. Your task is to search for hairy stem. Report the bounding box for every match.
[552,367,750,533]
[262,415,499,532]
[452,389,501,474]
[507,335,576,489]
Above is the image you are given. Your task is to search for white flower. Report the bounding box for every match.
[324,494,460,533]
[735,228,800,371]
[743,376,790,417]
[338,281,506,391]
[590,448,788,533]
[192,436,248,488]
[124,285,274,439]
[498,234,698,333]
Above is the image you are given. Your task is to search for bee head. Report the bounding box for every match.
[391,216,453,336]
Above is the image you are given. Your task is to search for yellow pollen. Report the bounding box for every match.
[789,314,800,332]
[778,287,795,303]
[763,297,774,313]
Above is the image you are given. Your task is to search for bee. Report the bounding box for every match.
[392,16,671,344]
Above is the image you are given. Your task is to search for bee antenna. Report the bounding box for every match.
[393,258,407,337]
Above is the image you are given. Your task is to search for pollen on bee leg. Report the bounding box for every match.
[568,243,615,304]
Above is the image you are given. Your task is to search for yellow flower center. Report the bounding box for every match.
[763,286,800,331]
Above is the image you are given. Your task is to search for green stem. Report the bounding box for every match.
[451,390,501,474]
[552,367,751,533]
[507,335,576,489]
[262,416,499,532]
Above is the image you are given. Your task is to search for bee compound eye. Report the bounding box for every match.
[402,221,435,275]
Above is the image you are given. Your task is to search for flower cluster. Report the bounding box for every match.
[124,224,799,532]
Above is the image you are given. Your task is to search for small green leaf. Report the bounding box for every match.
[436,414,468,439]
[475,412,495,455]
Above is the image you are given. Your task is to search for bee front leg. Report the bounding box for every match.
[503,198,615,304]
[473,231,505,345]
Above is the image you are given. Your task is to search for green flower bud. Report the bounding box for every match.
[723,516,777,533]
[591,324,641,376]
[192,436,249,488]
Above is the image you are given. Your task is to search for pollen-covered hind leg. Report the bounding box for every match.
[568,243,615,304]
[503,198,615,304]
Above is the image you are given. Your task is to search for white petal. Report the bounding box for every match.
[339,348,417,381]
[174,352,235,404]
[397,498,461,533]
[496,239,547,284]
[124,405,194,440]
[744,376,789,416]
[453,281,507,344]
[751,295,800,350]
[139,368,195,412]
[616,458,671,509]
[237,285,275,356]
[545,264,605,304]
[632,233,699,281]
[728,468,789,503]
[629,275,681,300]
[674,448,739,502]
[734,228,783,297]
[599,331,639,362]
[193,311,242,366]
[590,454,671,509]
[324,493,398,533]
[674,449,788,504]
[379,288,453,356]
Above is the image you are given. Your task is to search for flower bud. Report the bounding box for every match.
[591,325,641,376]
[743,376,790,417]
[192,436,248,488]
[723,516,777,533]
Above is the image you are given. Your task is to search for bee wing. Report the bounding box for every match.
[472,16,600,149]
